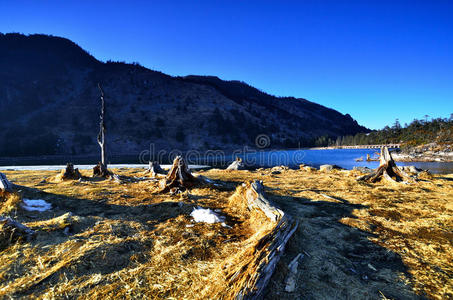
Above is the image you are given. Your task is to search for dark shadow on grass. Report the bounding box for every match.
[263,192,426,300]
[436,176,453,182]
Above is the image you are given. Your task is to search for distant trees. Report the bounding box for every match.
[334,117,453,148]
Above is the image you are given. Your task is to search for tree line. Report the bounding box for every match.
[321,115,453,149]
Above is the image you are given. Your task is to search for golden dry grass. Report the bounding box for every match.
[0,167,452,299]
[0,190,22,215]
[204,168,453,299]
[0,168,277,299]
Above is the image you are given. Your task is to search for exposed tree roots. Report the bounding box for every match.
[357,147,415,183]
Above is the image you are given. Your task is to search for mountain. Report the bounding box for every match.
[0,33,368,157]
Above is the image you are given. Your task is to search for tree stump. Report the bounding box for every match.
[0,173,13,192]
[357,147,414,183]
[59,163,82,180]
[145,161,167,177]
[0,217,34,250]
[226,157,245,170]
[158,156,199,193]
[93,162,111,177]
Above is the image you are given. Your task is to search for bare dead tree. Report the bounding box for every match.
[93,83,109,177]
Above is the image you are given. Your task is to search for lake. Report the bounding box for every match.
[234,148,453,174]
[1,149,452,174]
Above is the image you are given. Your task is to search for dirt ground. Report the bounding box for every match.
[0,167,452,299]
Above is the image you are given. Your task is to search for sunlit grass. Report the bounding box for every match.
[0,167,452,299]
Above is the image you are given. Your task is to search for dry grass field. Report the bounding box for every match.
[0,166,452,299]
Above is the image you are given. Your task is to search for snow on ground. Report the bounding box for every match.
[190,207,225,224]
[21,199,52,212]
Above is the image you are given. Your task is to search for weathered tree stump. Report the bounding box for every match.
[0,173,13,192]
[93,162,111,177]
[158,156,199,193]
[357,147,414,183]
[226,157,245,170]
[227,180,298,299]
[145,161,167,177]
[59,163,82,180]
[0,217,34,250]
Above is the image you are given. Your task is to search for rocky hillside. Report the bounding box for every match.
[0,33,368,156]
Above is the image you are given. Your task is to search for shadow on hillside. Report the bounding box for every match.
[263,192,425,300]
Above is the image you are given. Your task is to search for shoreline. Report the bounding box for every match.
[309,146,453,162]
[1,148,453,167]
[392,152,453,162]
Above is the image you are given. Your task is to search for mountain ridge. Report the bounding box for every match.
[0,33,368,157]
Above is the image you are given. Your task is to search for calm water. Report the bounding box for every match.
[235,148,453,174]
[1,149,452,174]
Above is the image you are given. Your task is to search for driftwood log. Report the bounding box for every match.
[357,147,414,183]
[227,157,245,170]
[229,180,298,299]
[59,163,82,180]
[145,161,167,177]
[158,156,199,193]
[0,173,13,192]
[0,217,34,250]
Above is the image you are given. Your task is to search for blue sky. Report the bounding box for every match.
[1,0,452,129]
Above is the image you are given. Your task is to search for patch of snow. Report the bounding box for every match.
[190,207,225,224]
[21,199,52,212]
